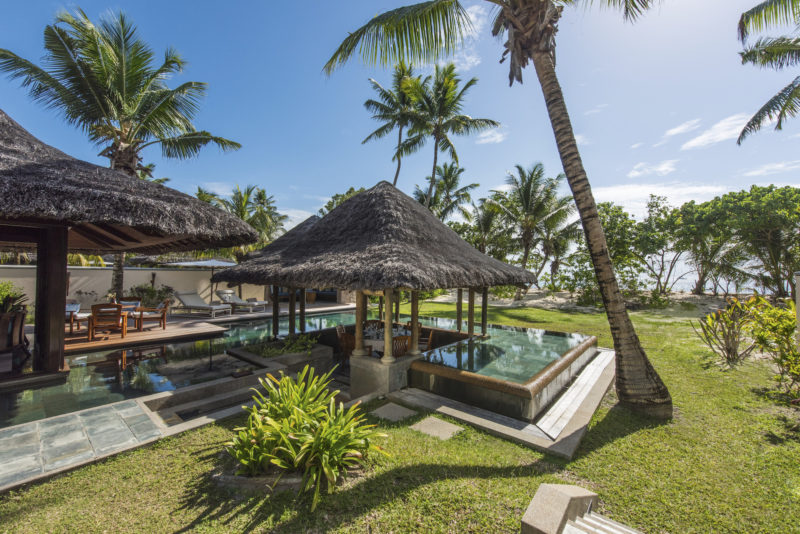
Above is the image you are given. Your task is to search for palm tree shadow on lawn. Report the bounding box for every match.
[174,454,562,533]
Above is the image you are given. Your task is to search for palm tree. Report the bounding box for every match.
[0,9,240,298]
[466,199,509,260]
[401,64,498,207]
[363,62,418,185]
[492,163,564,298]
[216,185,287,260]
[323,0,673,419]
[137,163,169,185]
[414,162,478,220]
[195,187,221,206]
[541,216,581,292]
[737,1,800,142]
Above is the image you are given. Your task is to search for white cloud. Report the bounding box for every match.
[626,159,678,179]
[584,103,609,116]
[282,208,315,230]
[451,49,481,71]
[201,181,234,196]
[630,142,644,149]
[664,118,702,137]
[574,134,590,146]
[681,113,750,150]
[593,182,727,218]
[743,160,800,177]
[465,4,489,38]
[476,128,507,145]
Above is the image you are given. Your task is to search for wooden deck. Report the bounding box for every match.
[64,321,227,354]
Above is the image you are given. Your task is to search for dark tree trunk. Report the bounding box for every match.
[515,242,531,300]
[692,271,707,296]
[424,137,439,209]
[532,51,672,419]
[393,126,403,186]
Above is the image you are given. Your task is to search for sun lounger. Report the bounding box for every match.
[172,291,232,318]
[215,290,267,313]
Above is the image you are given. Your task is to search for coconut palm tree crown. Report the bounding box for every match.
[363,62,419,185]
[738,0,800,142]
[414,161,478,220]
[0,9,240,297]
[401,63,498,208]
[324,0,672,418]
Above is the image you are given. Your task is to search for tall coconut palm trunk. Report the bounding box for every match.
[531,51,672,419]
[393,126,404,186]
[425,139,440,208]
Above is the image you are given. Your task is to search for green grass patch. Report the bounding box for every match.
[0,305,797,533]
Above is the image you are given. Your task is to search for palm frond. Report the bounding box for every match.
[741,36,800,69]
[738,0,800,42]
[738,75,800,143]
[323,0,471,74]
[149,131,241,159]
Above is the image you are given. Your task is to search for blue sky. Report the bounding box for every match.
[1,0,798,228]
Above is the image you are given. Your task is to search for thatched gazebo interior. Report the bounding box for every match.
[213,181,534,363]
[0,109,258,376]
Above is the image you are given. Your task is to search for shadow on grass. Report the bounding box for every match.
[570,403,671,461]
[174,452,558,533]
[764,414,800,445]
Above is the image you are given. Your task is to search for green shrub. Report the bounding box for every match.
[0,281,27,313]
[226,365,386,510]
[126,283,174,307]
[418,288,447,301]
[692,297,756,368]
[748,297,800,401]
[489,285,516,299]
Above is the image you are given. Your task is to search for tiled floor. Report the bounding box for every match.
[0,400,162,490]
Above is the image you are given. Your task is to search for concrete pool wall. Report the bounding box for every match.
[408,335,599,422]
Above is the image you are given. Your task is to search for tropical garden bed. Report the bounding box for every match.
[0,305,796,533]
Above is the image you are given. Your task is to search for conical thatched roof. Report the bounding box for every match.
[213,181,534,290]
[0,109,258,254]
[244,215,320,260]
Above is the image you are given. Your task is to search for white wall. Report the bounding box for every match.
[0,265,270,310]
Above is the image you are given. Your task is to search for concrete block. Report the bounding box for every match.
[370,402,417,422]
[350,354,420,398]
[521,484,597,534]
[410,416,462,440]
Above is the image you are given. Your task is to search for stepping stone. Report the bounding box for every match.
[370,402,417,422]
[410,416,463,440]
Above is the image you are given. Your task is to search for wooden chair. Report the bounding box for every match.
[392,335,410,358]
[65,300,90,335]
[336,324,346,336]
[338,332,355,360]
[134,299,170,332]
[418,329,435,352]
[88,303,127,341]
[0,310,29,373]
[364,319,383,329]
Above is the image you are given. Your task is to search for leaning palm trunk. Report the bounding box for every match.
[393,126,404,186]
[425,138,440,209]
[531,51,672,418]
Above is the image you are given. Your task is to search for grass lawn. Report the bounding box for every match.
[1,304,798,533]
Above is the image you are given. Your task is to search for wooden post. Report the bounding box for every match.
[271,285,280,339]
[382,289,394,364]
[288,287,296,335]
[34,225,68,372]
[409,291,420,355]
[467,287,475,337]
[456,288,463,332]
[378,296,384,318]
[353,290,366,357]
[481,287,489,336]
[394,290,400,323]
[299,288,306,333]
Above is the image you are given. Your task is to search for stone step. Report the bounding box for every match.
[155,388,255,425]
[584,513,642,534]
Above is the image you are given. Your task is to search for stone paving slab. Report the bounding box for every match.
[370,402,417,422]
[0,400,164,491]
[410,416,463,440]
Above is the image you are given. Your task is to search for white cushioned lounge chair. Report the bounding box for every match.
[172,291,232,318]
[215,289,268,313]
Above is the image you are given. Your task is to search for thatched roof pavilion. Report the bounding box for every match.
[0,109,257,253]
[213,181,533,363]
[0,109,258,375]
[213,181,533,290]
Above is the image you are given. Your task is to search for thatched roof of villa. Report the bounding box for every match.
[213,181,534,290]
[0,109,258,254]
[244,215,320,260]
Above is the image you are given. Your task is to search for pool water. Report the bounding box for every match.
[421,327,588,384]
[0,311,360,428]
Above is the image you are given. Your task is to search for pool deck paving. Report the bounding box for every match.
[0,400,162,491]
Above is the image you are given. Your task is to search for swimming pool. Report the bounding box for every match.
[0,310,360,428]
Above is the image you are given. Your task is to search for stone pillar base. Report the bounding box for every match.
[349,354,421,399]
